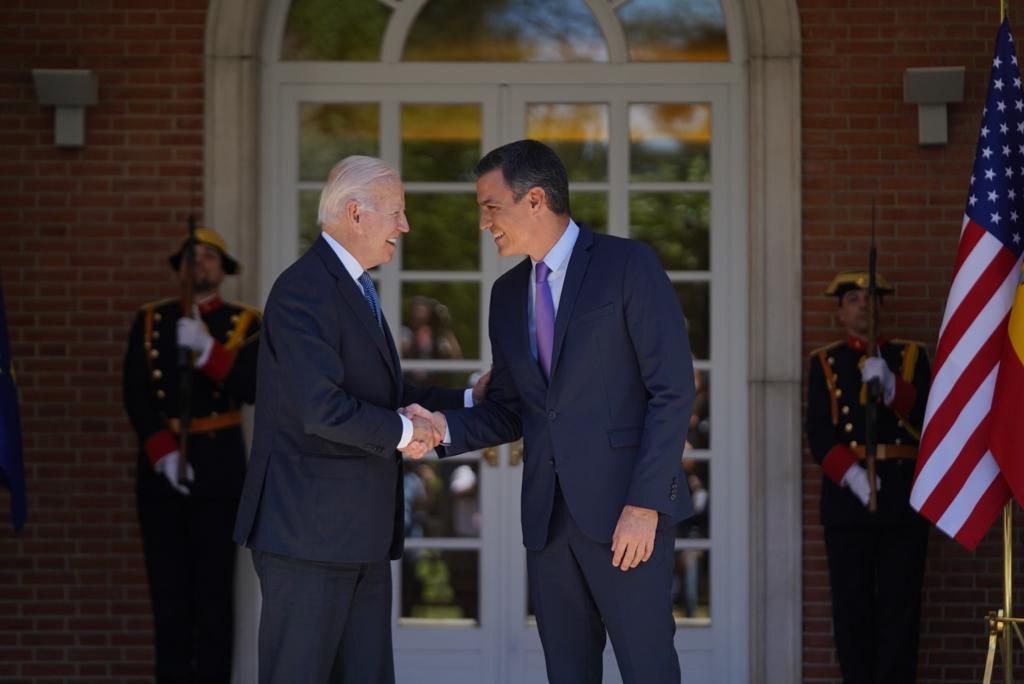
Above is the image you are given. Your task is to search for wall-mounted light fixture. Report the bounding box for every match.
[31,68,98,149]
[903,66,965,146]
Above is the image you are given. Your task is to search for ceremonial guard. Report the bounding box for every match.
[805,271,931,684]
[123,227,260,684]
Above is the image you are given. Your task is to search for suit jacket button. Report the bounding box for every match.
[548,410,557,420]
[670,493,678,501]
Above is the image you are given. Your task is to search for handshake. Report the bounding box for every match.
[397,404,449,459]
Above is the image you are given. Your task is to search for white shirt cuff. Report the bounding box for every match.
[397,414,413,449]
[464,388,475,407]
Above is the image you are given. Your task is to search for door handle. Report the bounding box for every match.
[482,447,499,467]
[509,440,523,467]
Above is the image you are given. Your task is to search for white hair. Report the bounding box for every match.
[317,155,398,226]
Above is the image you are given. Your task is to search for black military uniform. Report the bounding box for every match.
[123,229,259,684]
[805,271,931,684]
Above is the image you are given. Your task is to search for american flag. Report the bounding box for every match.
[909,19,1024,550]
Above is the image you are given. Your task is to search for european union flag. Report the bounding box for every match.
[0,277,25,530]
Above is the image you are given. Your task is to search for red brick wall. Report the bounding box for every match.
[802,1,1024,681]
[0,1,206,681]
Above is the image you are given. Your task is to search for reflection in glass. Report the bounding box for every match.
[570,193,607,233]
[282,0,391,61]
[687,370,710,450]
[404,0,608,62]
[672,548,710,622]
[527,104,608,182]
[298,190,321,256]
[403,194,479,271]
[299,103,379,182]
[630,103,711,182]
[629,192,709,271]
[618,0,729,62]
[402,370,480,394]
[674,282,709,360]
[676,459,709,539]
[400,549,479,624]
[402,104,481,182]
[402,460,482,539]
[401,282,480,360]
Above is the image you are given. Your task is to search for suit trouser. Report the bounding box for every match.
[137,489,237,684]
[528,491,681,684]
[824,520,929,684]
[252,550,395,684]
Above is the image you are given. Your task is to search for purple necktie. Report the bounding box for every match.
[535,261,555,380]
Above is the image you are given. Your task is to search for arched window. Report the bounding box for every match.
[281,0,729,63]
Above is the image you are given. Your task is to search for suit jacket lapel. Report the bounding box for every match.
[312,236,398,381]
[550,227,594,379]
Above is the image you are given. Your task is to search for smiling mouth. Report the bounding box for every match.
[493,231,506,242]
[386,238,398,247]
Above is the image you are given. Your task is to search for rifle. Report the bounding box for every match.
[177,215,197,483]
[864,205,880,513]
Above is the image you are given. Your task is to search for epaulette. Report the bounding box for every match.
[808,340,844,358]
[138,296,177,312]
[225,304,261,352]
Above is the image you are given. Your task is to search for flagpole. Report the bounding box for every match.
[1004,503,1013,684]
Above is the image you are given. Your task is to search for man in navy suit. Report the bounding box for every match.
[408,140,696,683]
[233,156,480,683]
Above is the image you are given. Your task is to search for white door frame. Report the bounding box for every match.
[204,1,803,682]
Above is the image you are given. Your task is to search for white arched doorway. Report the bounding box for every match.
[205,1,802,682]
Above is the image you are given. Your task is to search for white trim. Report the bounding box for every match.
[205,0,804,681]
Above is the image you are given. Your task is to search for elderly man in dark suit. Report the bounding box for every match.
[233,156,482,683]
[408,140,696,683]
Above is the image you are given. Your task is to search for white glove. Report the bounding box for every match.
[861,356,896,405]
[841,464,881,507]
[177,315,214,367]
[154,450,195,495]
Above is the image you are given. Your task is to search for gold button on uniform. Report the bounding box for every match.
[844,423,853,433]
[152,369,163,380]
[150,349,159,359]
[154,313,162,322]
[157,389,166,399]
[835,388,843,398]
[153,331,160,340]
[850,440,858,448]
[841,405,850,415]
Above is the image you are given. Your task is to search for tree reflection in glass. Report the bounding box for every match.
[630,103,711,182]
[282,0,391,60]
[527,103,608,182]
[404,0,608,62]
[618,0,729,62]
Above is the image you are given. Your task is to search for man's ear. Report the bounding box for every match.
[346,199,360,226]
[527,187,546,213]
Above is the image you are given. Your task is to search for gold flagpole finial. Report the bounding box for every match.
[1002,0,1008,22]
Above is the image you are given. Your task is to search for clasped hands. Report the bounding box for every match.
[397,404,448,459]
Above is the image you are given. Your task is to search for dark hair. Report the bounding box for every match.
[473,139,570,216]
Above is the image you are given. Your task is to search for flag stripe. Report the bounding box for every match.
[936,219,991,342]
[918,314,1007,461]
[953,474,1012,549]
[935,450,1002,538]
[913,365,998,512]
